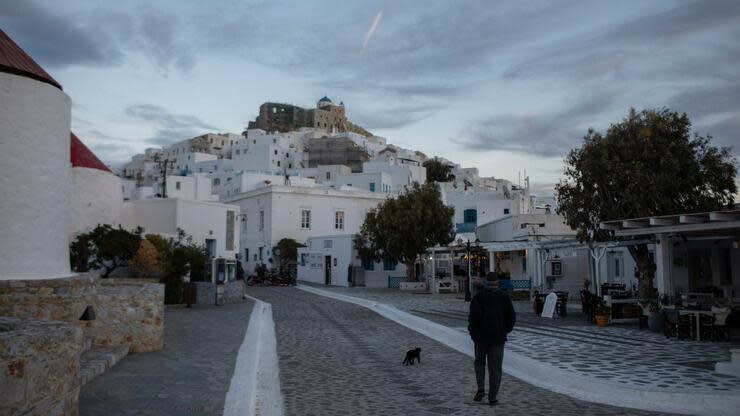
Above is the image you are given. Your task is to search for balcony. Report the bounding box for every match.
[455,222,476,233]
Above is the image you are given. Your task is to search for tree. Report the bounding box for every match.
[556,108,737,298]
[355,182,455,281]
[70,225,143,278]
[273,238,304,275]
[423,157,455,183]
[129,240,161,278]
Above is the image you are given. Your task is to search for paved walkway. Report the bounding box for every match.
[248,286,666,416]
[79,300,254,416]
[313,285,740,393]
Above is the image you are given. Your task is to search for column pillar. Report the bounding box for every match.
[655,234,673,298]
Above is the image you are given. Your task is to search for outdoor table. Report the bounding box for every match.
[603,297,640,323]
[678,310,714,341]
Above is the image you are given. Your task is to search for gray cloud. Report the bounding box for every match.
[461,93,618,157]
[125,104,219,145]
[0,1,194,72]
[0,1,123,67]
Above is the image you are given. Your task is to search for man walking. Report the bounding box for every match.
[468,272,516,405]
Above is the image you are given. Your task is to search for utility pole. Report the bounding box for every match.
[154,155,175,198]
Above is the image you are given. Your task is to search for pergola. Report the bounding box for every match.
[600,208,740,298]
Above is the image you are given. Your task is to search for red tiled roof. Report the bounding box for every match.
[0,29,62,90]
[71,133,111,173]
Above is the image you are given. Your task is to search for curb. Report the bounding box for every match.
[223,298,283,416]
[296,284,740,416]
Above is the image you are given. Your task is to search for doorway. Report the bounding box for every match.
[324,256,332,285]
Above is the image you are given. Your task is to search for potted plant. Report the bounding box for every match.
[594,301,611,328]
[646,300,663,332]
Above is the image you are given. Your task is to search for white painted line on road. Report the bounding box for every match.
[296,284,740,416]
[223,298,283,416]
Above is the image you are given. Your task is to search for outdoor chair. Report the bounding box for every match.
[555,291,569,317]
[702,307,732,341]
[663,308,691,340]
[580,290,595,322]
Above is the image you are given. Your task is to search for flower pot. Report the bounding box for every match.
[647,311,663,332]
[595,315,608,327]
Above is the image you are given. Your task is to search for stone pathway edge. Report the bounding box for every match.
[296,284,740,416]
[223,297,284,416]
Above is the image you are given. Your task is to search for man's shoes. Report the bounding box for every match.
[489,399,499,406]
[473,391,485,402]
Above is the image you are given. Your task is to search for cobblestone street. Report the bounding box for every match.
[309,285,740,394]
[248,286,666,416]
[79,300,254,416]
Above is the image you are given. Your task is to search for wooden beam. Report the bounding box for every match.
[649,217,676,226]
[623,220,649,228]
[600,222,623,230]
[710,212,740,222]
[679,214,707,224]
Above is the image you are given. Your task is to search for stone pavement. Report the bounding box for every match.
[308,285,740,394]
[79,300,254,416]
[248,286,667,416]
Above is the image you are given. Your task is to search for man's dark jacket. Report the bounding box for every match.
[468,288,516,345]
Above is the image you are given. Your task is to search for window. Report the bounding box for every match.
[277,161,281,167]
[175,181,181,190]
[363,258,374,271]
[244,248,249,261]
[289,163,292,169]
[259,210,264,231]
[335,211,344,230]
[300,253,307,266]
[504,208,510,215]
[326,172,331,180]
[213,178,221,186]
[274,149,278,155]
[258,246,263,260]
[383,258,398,271]
[324,240,333,248]
[369,182,376,192]
[463,209,477,224]
[242,214,247,231]
[301,209,311,229]
[286,153,289,158]
[226,211,235,250]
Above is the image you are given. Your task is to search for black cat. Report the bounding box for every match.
[402,347,421,365]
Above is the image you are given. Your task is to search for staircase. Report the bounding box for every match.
[77,339,129,387]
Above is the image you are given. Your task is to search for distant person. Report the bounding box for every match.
[468,272,516,406]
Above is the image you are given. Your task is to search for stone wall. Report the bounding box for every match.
[0,317,82,416]
[86,280,164,353]
[194,280,245,305]
[0,274,97,322]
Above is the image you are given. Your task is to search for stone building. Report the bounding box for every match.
[247,97,373,137]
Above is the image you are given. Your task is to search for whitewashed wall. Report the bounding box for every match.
[70,168,123,236]
[0,73,72,279]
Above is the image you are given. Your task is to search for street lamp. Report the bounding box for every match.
[465,240,472,302]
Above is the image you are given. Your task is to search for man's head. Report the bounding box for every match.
[485,272,499,290]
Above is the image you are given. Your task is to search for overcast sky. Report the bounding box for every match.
[2,0,738,197]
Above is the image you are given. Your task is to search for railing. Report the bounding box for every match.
[500,279,531,291]
[455,222,476,233]
[387,275,407,289]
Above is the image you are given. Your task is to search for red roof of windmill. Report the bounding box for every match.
[0,29,62,90]
[71,133,111,173]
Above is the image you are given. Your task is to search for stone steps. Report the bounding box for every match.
[77,346,129,387]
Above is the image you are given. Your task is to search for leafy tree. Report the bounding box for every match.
[556,108,737,298]
[129,240,161,278]
[423,157,455,183]
[273,238,304,275]
[355,183,455,281]
[70,225,143,278]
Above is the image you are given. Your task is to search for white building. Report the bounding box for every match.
[120,148,162,186]
[156,174,219,202]
[0,31,73,280]
[70,133,124,237]
[233,129,306,174]
[121,198,240,261]
[297,234,407,287]
[225,185,388,273]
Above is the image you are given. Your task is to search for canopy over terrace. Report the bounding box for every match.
[600,209,740,300]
